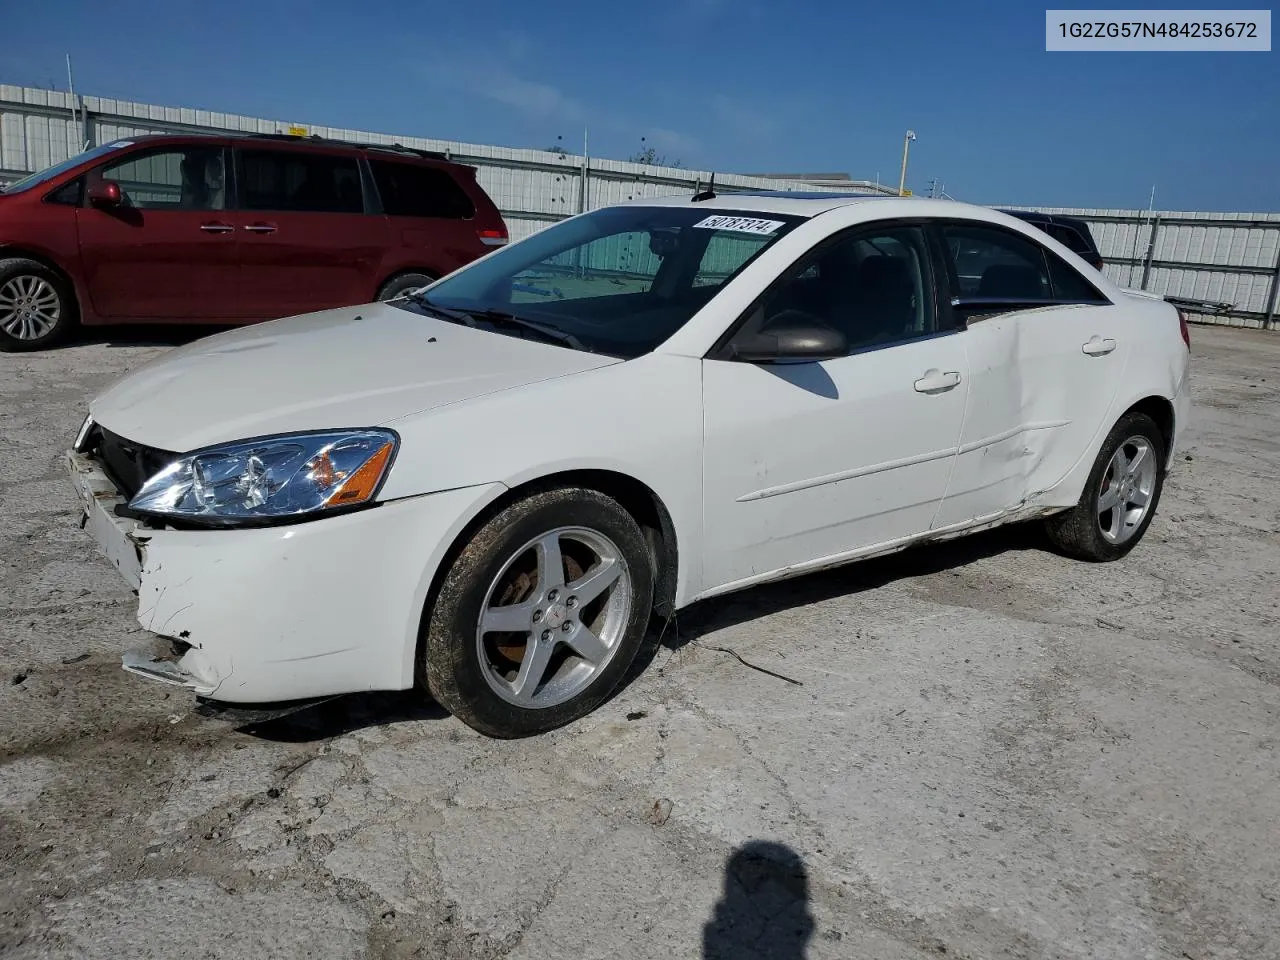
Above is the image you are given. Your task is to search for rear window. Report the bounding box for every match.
[238,149,364,213]
[369,159,475,219]
[1047,223,1091,253]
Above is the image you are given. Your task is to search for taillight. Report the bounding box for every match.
[1178,310,1191,350]
[478,227,507,247]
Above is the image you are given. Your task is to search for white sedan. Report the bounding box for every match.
[68,193,1191,738]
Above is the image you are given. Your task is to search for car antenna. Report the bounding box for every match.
[692,172,716,202]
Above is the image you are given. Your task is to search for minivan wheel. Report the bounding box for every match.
[1044,411,1165,562]
[0,259,77,351]
[377,272,436,302]
[422,487,654,738]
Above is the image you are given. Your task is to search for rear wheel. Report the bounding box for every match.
[1044,411,1165,562]
[0,259,77,351]
[377,272,436,302]
[422,487,654,738]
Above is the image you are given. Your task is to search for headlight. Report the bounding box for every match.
[74,413,95,451]
[128,429,398,524]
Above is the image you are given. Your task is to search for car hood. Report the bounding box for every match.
[89,303,621,451]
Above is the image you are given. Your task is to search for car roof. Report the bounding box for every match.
[622,190,1018,222]
[115,132,458,166]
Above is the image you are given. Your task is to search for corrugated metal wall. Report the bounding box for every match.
[0,84,866,244]
[3,83,1278,327]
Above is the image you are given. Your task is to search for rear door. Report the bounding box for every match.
[367,157,489,275]
[231,146,390,319]
[930,220,1125,528]
[76,142,240,320]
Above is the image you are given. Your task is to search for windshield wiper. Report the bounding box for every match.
[407,292,588,352]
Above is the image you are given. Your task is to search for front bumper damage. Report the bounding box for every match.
[67,449,210,694]
[67,446,505,706]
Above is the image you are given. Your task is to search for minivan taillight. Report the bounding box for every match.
[1178,310,1191,350]
[478,228,508,247]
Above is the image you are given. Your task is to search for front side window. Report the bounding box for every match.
[238,149,363,213]
[411,206,801,357]
[100,146,226,211]
[369,159,474,219]
[730,225,936,355]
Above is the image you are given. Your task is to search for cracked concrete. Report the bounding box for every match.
[2,325,1279,959]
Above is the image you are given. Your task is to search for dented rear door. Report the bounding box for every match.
[929,220,1126,528]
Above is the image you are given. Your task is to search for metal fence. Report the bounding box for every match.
[3,83,1277,329]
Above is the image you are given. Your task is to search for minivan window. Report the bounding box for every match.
[369,159,475,219]
[238,149,364,213]
[1,140,131,195]
[101,146,226,210]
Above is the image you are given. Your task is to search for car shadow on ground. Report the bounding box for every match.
[630,521,1048,667]
[241,522,1049,744]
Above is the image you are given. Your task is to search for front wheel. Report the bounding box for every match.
[0,259,77,351]
[1044,411,1165,562]
[422,487,654,738]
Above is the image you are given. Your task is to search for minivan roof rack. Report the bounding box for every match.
[242,132,449,162]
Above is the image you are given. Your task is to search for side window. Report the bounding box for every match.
[100,146,226,211]
[238,150,364,213]
[693,233,770,287]
[1047,223,1090,254]
[46,177,83,206]
[743,225,935,354]
[369,159,475,219]
[1045,249,1108,302]
[943,224,1051,301]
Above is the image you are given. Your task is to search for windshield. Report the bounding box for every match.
[1,140,132,195]
[407,205,803,358]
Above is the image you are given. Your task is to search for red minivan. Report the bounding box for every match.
[0,133,508,350]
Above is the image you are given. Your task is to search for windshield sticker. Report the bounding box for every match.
[692,215,785,236]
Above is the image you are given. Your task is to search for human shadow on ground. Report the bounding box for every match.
[703,841,815,959]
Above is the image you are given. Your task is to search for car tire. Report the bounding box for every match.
[1044,411,1166,562]
[422,487,655,738]
[0,258,77,352]
[377,272,436,302]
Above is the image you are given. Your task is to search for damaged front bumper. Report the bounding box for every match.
[67,448,149,590]
[67,447,504,705]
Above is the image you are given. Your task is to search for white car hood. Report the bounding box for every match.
[89,303,621,451]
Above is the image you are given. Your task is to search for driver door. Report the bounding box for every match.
[700,223,969,591]
[76,143,241,320]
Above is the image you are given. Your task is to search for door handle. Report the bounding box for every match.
[243,223,277,234]
[1082,336,1117,356]
[199,222,234,233]
[913,369,962,393]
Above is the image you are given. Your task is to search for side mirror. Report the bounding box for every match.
[87,181,122,208]
[729,312,849,363]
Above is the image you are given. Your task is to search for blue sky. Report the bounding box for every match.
[5,0,1277,210]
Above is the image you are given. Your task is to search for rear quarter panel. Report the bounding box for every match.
[1047,292,1189,505]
